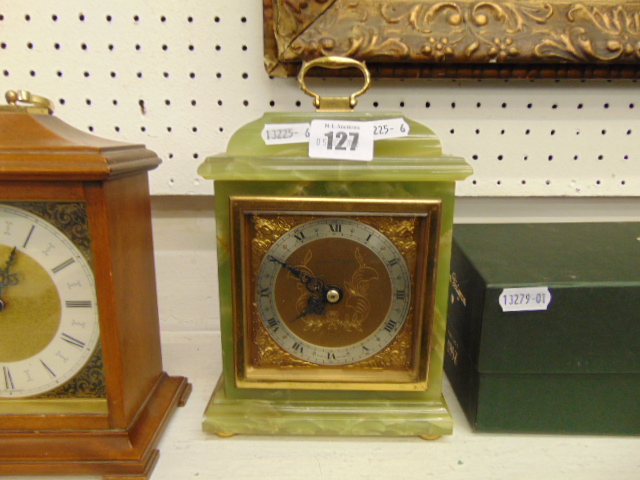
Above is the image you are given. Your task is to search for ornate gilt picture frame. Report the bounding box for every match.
[264,0,640,79]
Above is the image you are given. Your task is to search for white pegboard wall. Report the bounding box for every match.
[1,0,639,197]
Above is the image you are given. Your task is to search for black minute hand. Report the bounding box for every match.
[267,255,325,294]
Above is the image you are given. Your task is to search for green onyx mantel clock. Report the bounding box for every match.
[198,57,472,438]
[0,91,191,479]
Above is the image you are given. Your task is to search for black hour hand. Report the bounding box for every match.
[295,295,327,320]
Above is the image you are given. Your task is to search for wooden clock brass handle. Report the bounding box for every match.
[3,90,54,114]
[297,56,371,112]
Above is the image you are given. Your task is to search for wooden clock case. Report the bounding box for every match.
[0,105,191,479]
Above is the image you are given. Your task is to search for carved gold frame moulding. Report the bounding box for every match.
[264,0,640,79]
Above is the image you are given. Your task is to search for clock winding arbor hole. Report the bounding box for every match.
[0,246,61,362]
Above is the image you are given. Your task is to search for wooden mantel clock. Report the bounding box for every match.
[198,57,472,438]
[0,91,191,478]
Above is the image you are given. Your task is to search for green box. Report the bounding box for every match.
[444,222,640,435]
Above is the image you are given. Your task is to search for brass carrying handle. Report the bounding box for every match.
[4,90,54,114]
[297,57,371,112]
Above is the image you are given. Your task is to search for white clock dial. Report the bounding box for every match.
[256,217,411,366]
[0,204,99,398]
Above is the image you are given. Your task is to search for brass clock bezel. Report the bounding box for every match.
[230,196,442,391]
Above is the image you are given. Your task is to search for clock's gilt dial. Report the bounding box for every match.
[0,204,99,398]
[256,217,411,366]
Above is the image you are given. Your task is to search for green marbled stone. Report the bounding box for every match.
[199,112,471,437]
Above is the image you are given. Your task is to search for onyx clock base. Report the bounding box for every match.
[203,377,451,438]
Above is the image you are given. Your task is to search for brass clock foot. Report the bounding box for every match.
[215,432,237,438]
[420,434,442,441]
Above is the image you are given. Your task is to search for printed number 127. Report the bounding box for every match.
[324,131,359,151]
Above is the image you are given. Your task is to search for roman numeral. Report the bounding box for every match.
[329,223,342,233]
[396,290,406,300]
[388,258,399,267]
[292,342,303,353]
[61,333,86,349]
[23,225,35,248]
[265,318,278,331]
[66,300,92,308]
[259,287,270,297]
[40,360,56,378]
[293,231,306,242]
[327,352,336,360]
[3,367,14,390]
[52,257,75,274]
[384,319,398,333]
